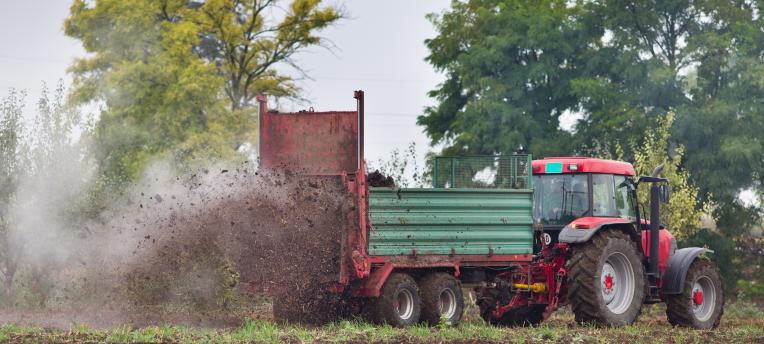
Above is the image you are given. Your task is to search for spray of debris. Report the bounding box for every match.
[0,162,355,328]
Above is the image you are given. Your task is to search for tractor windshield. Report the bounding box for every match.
[533,174,589,226]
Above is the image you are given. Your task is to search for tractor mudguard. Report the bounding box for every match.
[558,217,636,244]
[662,247,714,295]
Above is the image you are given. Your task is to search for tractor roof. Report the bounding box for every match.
[532,157,635,176]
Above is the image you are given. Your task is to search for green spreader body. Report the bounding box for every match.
[367,187,534,256]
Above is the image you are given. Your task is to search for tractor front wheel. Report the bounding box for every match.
[567,229,645,326]
[666,259,724,329]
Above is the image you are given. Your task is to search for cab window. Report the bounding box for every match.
[614,175,637,220]
[533,174,589,225]
[592,174,637,220]
[592,174,617,216]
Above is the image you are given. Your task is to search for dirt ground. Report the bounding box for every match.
[0,302,762,343]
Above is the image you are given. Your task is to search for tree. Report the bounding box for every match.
[576,1,764,237]
[0,83,92,305]
[626,111,714,240]
[64,0,341,190]
[424,0,764,237]
[570,0,705,155]
[420,0,596,157]
[192,0,341,110]
[0,89,26,298]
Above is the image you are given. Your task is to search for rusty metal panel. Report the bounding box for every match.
[368,188,534,256]
[259,111,358,174]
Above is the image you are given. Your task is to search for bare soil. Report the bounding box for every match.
[366,170,395,187]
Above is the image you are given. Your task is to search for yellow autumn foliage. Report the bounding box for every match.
[621,112,715,239]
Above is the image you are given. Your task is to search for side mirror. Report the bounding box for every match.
[660,184,670,203]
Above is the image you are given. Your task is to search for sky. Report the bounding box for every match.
[0,1,84,96]
[0,0,451,169]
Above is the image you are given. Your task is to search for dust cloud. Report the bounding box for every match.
[0,160,355,328]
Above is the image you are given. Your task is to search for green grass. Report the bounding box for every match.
[0,303,762,343]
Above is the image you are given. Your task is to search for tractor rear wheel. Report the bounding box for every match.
[418,273,464,326]
[567,229,645,326]
[369,273,421,326]
[666,259,724,329]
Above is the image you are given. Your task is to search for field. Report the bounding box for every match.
[0,301,762,343]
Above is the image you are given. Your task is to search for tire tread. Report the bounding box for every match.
[665,259,724,329]
[567,229,645,326]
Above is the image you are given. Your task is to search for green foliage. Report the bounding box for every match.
[0,89,26,300]
[421,0,589,157]
[64,0,341,193]
[231,318,281,343]
[737,280,764,303]
[680,228,738,292]
[193,0,341,109]
[424,0,764,237]
[0,90,26,202]
[627,112,714,240]
[0,83,92,306]
[734,236,764,302]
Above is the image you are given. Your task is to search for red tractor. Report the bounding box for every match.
[477,157,724,328]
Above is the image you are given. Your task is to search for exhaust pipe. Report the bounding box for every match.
[651,163,665,178]
[649,163,664,278]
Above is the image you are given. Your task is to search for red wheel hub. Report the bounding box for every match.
[692,289,704,305]
[604,274,614,290]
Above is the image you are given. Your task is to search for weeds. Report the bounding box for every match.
[725,301,764,319]
[0,305,763,344]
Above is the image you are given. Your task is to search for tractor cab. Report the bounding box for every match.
[531,157,639,245]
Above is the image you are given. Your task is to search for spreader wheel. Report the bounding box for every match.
[419,273,464,326]
[567,229,645,326]
[369,273,421,326]
[666,259,724,329]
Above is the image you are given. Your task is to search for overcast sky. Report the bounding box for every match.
[0,1,450,167]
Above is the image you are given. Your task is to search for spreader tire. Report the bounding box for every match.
[567,229,645,326]
[477,293,545,327]
[666,259,724,329]
[496,305,546,327]
[419,273,464,326]
[477,294,498,324]
[370,273,421,326]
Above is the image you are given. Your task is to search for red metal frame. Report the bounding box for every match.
[641,228,675,285]
[368,254,533,265]
[565,216,633,230]
[485,241,570,320]
[532,157,636,176]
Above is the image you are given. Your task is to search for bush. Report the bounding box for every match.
[679,228,738,293]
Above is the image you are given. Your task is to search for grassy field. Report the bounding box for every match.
[0,302,762,343]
